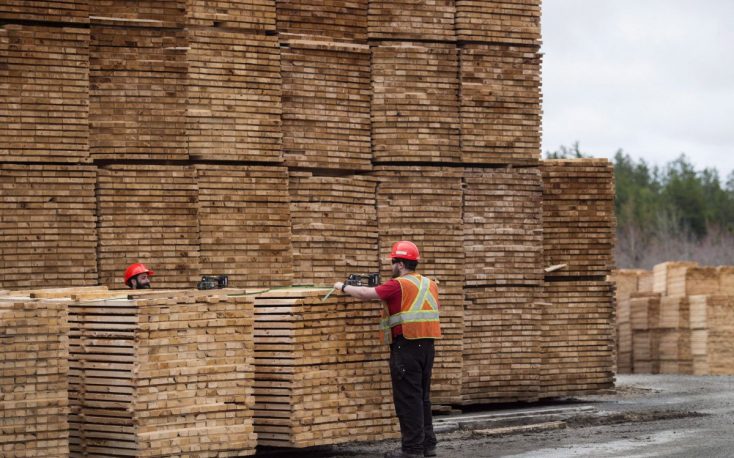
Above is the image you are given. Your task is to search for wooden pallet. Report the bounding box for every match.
[96,165,201,288]
[277,0,367,42]
[455,0,542,45]
[281,37,372,170]
[460,44,541,165]
[368,0,455,41]
[371,43,461,164]
[0,24,89,163]
[289,172,378,286]
[0,164,98,289]
[252,288,398,447]
[195,164,293,288]
[463,286,541,403]
[68,291,257,457]
[187,28,283,162]
[542,159,616,278]
[463,167,542,286]
[0,299,70,457]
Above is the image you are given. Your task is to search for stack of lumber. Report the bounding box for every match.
[460,44,542,165]
[187,29,283,162]
[89,24,188,160]
[0,24,89,163]
[277,0,367,42]
[609,269,652,373]
[195,165,293,288]
[89,1,185,28]
[629,293,661,374]
[463,167,543,286]
[368,0,455,41]
[542,159,616,278]
[658,295,692,374]
[280,38,372,170]
[289,172,378,286]
[455,0,542,45]
[252,288,398,447]
[186,0,277,31]
[652,261,699,296]
[0,299,69,456]
[463,287,540,403]
[0,164,97,289]
[96,165,200,288]
[373,166,464,404]
[690,295,734,375]
[541,281,615,397]
[0,0,88,23]
[68,291,256,456]
[371,43,461,164]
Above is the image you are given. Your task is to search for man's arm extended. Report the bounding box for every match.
[333,282,381,301]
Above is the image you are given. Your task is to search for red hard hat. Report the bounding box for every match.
[123,263,154,285]
[390,240,420,261]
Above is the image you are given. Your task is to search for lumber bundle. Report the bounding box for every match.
[463,167,542,286]
[609,269,652,374]
[0,24,89,163]
[629,292,661,374]
[371,43,461,164]
[0,0,88,23]
[455,0,541,45]
[281,38,372,170]
[277,0,367,42]
[657,295,692,374]
[252,288,398,447]
[90,25,188,161]
[368,0,455,41]
[68,292,256,457]
[0,300,69,457]
[373,166,464,403]
[187,29,282,162]
[289,172,378,286]
[463,287,540,403]
[0,164,97,289]
[195,165,293,288]
[542,159,616,278]
[187,0,277,31]
[652,261,700,296]
[690,295,734,375]
[665,264,721,297]
[460,44,541,165]
[96,165,200,288]
[89,1,185,28]
[540,281,615,397]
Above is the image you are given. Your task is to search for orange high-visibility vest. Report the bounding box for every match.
[381,273,441,344]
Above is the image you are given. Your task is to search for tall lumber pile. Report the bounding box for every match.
[0,299,70,456]
[613,263,734,375]
[68,292,257,456]
[252,288,398,447]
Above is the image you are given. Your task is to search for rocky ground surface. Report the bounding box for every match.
[257,374,734,457]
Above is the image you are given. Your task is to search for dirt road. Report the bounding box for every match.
[260,374,734,457]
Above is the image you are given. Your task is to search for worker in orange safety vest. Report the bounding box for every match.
[123,263,154,289]
[334,240,440,458]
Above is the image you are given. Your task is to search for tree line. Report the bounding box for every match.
[546,143,734,269]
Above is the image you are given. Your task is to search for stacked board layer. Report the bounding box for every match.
[277,0,367,42]
[0,24,89,162]
[289,172,378,286]
[252,288,398,447]
[0,0,89,23]
[455,0,542,45]
[96,165,200,288]
[368,0,455,41]
[0,165,97,288]
[195,164,293,288]
[68,292,257,456]
[373,166,464,404]
[0,300,70,457]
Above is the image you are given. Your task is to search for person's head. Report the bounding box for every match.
[123,263,154,289]
[389,240,420,278]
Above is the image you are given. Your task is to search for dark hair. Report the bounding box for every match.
[393,258,418,271]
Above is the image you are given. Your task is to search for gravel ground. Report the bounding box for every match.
[257,374,734,457]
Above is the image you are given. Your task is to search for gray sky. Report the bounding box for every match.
[541,0,734,178]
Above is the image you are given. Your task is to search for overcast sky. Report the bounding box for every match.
[541,0,734,178]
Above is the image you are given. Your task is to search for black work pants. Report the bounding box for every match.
[389,335,437,455]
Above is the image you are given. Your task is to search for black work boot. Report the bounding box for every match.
[384,449,423,458]
[424,446,437,457]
